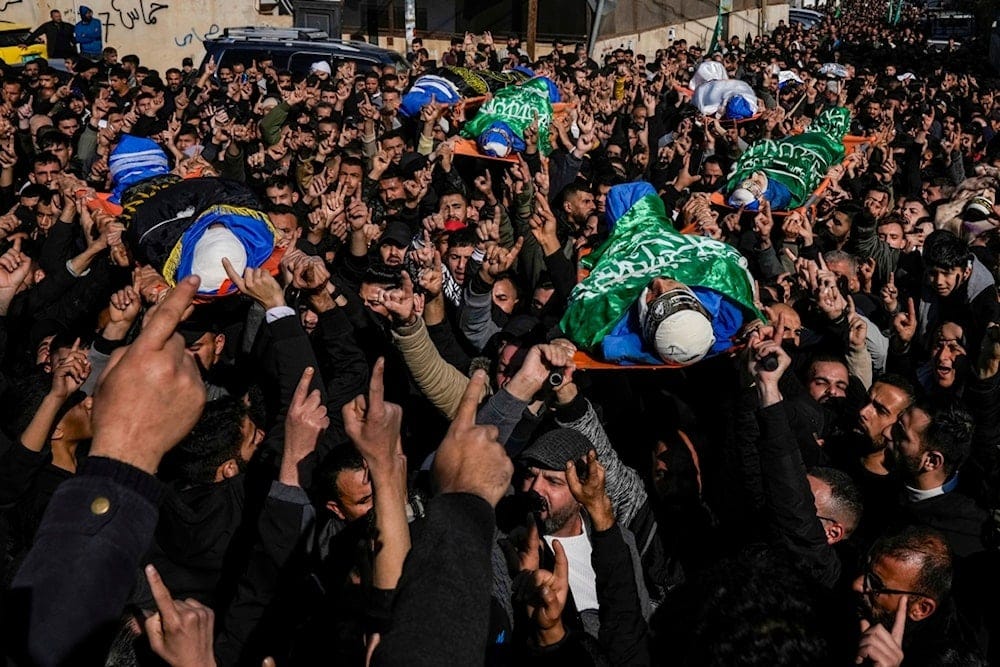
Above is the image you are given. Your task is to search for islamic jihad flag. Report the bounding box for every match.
[560,183,762,351]
[726,107,852,209]
[461,78,555,156]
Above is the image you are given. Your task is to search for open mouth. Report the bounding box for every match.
[935,364,953,380]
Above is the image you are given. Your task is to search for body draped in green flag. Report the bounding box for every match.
[461,78,556,156]
[560,191,762,352]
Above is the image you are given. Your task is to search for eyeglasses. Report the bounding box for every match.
[862,568,931,599]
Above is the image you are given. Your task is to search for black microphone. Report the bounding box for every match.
[757,353,779,372]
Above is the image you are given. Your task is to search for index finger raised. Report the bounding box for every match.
[891,595,908,644]
[454,369,487,426]
[145,564,179,625]
[134,275,200,352]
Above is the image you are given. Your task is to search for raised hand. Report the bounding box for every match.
[282,367,328,487]
[222,258,286,309]
[754,200,774,239]
[383,271,420,327]
[433,370,512,506]
[516,538,569,645]
[856,595,906,667]
[504,342,576,403]
[290,255,331,291]
[529,191,560,254]
[109,282,142,327]
[50,340,91,400]
[892,297,918,344]
[0,238,31,315]
[566,450,614,531]
[479,237,524,283]
[881,271,899,313]
[347,198,370,231]
[342,357,404,470]
[144,564,217,667]
[847,297,868,350]
[475,207,502,247]
[417,247,444,299]
[90,276,207,474]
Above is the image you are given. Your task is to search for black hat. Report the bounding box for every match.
[379,221,412,248]
[182,57,194,67]
[398,152,428,180]
[518,428,594,471]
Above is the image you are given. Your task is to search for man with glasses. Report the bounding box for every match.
[853,526,981,664]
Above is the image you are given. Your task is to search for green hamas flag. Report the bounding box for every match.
[560,192,762,351]
[708,4,725,55]
[726,106,852,209]
[461,78,555,156]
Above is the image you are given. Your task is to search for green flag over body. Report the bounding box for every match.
[725,106,852,210]
[461,78,557,157]
[560,182,762,366]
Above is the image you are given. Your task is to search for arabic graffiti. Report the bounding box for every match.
[173,24,221,48]
[112,0,170,29]
[0,0,24,11]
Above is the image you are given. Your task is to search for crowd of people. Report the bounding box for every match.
[0,0,1000,664]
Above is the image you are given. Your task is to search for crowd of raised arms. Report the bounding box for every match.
[1,0,1000,665]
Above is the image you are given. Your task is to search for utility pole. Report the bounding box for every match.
[527,0,538,60]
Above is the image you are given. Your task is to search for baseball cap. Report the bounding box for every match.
[379,221,412,248]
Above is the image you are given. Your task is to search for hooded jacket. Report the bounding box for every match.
[74,8,102,55]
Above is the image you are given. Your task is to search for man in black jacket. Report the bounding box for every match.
[22,10,77,60]
[887,401,988,558]
[748,329,864,588]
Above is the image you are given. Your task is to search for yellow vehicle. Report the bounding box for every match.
[0,21,48,67]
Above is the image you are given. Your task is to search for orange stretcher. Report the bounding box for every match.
[704,133,874,220]
[450,98,575,163]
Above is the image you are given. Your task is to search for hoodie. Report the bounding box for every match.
[74,8,102,56]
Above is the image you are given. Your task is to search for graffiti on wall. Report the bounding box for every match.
[173,23,220,47]
[111,0,170,30]
[0,0,24,12]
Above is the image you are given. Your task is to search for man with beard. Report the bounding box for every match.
[886,402,987,558]
[515,429,651,640]
[912,322,969,397]
[828,374,915,543]
[852,527,982,665]
[23,10,77,60]
[748,331,865,588]
[180,319,241,401]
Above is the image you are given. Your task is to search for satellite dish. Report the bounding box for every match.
[587,0,618,15]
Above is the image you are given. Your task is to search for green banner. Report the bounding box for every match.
[708,3,725,55]
[726,107,851,208]
[560,194,761,351]
[461,78,556,156]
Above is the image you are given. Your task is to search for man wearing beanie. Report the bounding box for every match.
[493,363,674,645]
[515,428,651,649]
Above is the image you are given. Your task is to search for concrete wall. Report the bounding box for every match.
[1,0,292,72]
[593,3,790,57]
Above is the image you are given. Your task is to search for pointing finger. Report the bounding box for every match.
[292,366,315,408]
[145,564,180,627]
[221,257,246,293]
[891,595,908,644]
[368,357,386,413]
[134,275,200,352]
[455,369,487,426]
